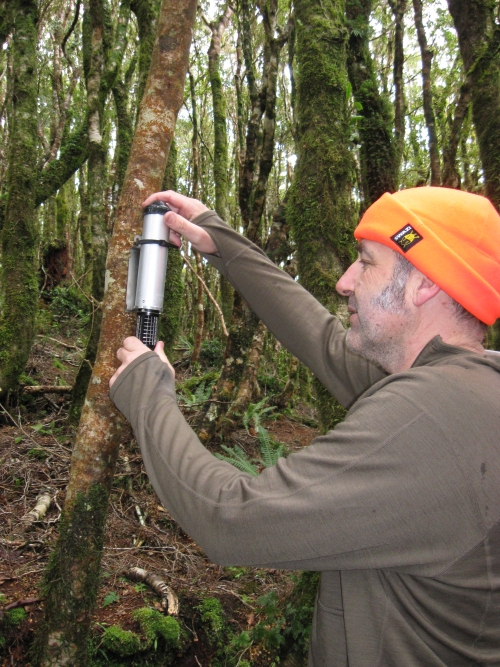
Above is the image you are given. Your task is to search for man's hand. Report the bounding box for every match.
[109,337,175,388]
[142,190,217,255]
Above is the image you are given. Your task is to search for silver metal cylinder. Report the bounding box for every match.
[134,209,170,312]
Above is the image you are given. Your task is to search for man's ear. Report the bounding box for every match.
[410,272,441,307]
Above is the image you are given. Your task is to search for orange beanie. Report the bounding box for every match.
[354,187,500,325]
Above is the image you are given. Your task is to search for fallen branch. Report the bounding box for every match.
[22,385,73,394]
[3,597,43,611]
[36,335,82,351]
[183,254,229,337]
[20,491,52,527]
[123,567,179,615]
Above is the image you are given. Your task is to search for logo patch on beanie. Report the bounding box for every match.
[390,224,423,253]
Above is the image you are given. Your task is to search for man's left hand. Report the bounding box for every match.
[109,337,174,388]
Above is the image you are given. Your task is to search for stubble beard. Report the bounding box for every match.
[345,259,412,373]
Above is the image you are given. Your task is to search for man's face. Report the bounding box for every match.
[336,240,415,372]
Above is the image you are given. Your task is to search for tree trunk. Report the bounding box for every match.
[346,0,397,207]
[412,0,441,185]
[193,0,287,442]
[0,0,39,399]
[447,0,500,348]
[34,2,197,664]
[287,0,356,430]
[159,140,184,358]
[447,0,500,210]
[441,76,471,188]
[390,0,407,174]
[206,5,234,327]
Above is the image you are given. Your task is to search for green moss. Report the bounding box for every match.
[33,484,110,666]
[198,597,224,641]
[133,607,180,648]
[101,626,141,657]
[3,607,27,628]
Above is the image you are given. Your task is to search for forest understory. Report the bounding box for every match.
[0,288,319,667]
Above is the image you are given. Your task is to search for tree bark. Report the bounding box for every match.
[287,0,356,430]
[390,0,407,174]
[346,0,397,206]
[34,2,197,664]
[442,75,471,188]
[447,0,500,210]
[193,0,287,441]
[412,0,440,185]
[0,0,39,399]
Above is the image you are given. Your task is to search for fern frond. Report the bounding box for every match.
[214,445,259,476]
[258,426,284,468]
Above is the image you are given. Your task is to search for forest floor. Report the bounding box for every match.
[0,292,320,667]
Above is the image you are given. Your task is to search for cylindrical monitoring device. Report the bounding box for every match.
[126,200,175,350]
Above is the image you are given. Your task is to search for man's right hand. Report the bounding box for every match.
[142,190,217,255]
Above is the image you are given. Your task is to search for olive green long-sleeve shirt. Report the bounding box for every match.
[111,211,500,666]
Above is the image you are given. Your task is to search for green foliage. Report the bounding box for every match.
[200,338,225,367]
[215,444,259,476]
[102,591,120,608]
[215,426,285,476]
[43,285,91,323]
[27,448,49,460]
[178,380,213,410]
[242,397,277,433]
[257,426,285,469]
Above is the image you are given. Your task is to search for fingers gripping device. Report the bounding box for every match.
[126,201,176,349]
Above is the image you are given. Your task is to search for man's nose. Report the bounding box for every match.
[336,262,358,296]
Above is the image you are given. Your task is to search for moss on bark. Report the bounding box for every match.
[346,0,396,206]
[447,0,500,211]
[0,0,39,398]
[287,0,356,429]
[34,484,109,667]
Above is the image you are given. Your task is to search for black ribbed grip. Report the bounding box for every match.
[136,310,159,350]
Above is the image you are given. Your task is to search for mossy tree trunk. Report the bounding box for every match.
[412,0,441,185]
[35,2,197,665]
[194,0,288,442]
[205,4,234,325]
[70,0,131,421]
[447,0,500,349]
[159,141,184,358]
[390,0,407,175]
[346,0,397,207]
[0,0,39,399]
[287,0,356,431]
[447,0,500,209]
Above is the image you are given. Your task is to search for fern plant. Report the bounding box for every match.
[215,445,259,476]
[257,426,285,468]
[215,427,285,475]
[242,397,277,433]
[178,381,212,409]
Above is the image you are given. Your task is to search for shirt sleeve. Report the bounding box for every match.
[191,211,387,409]
[110,352,483,576]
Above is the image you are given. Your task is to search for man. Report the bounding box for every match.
[110,187,500,666]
